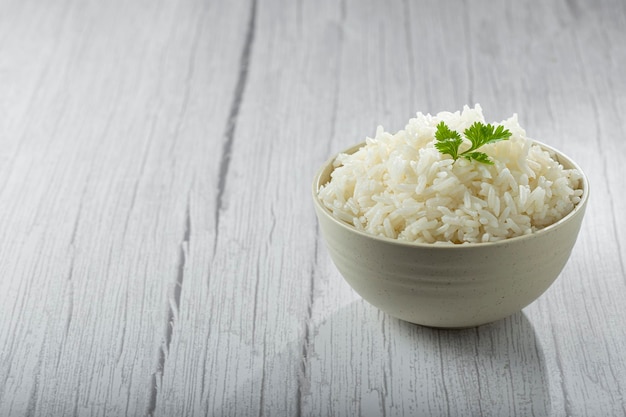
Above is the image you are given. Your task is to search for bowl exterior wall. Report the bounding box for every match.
[314,201,586,327]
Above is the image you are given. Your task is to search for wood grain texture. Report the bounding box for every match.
[0,0,624,416]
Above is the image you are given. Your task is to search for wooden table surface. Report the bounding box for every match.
[1,0,625,416]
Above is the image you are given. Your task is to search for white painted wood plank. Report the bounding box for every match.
[523,2,626,415]
[156,0,350,415]
[0,0,251,415]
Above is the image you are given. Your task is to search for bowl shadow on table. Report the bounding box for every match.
[301,300,551,417]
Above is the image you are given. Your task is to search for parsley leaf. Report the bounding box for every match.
[461,151,493,165]
[463,122,512,152]
[434,121,512,164]
[434,121,463,160]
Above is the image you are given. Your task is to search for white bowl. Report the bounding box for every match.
[312,141,589,328]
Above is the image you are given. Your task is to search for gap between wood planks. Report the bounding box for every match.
[144,0,258,415]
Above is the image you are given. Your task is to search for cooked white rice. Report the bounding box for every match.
[318,104,583,244]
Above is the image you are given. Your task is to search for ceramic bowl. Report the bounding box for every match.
[312,141,589,328]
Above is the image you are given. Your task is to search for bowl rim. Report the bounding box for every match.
[312,139,590,249]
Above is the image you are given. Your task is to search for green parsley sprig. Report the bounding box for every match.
[434,121,512,165]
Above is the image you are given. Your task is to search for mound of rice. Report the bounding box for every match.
[318,104,583,244]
